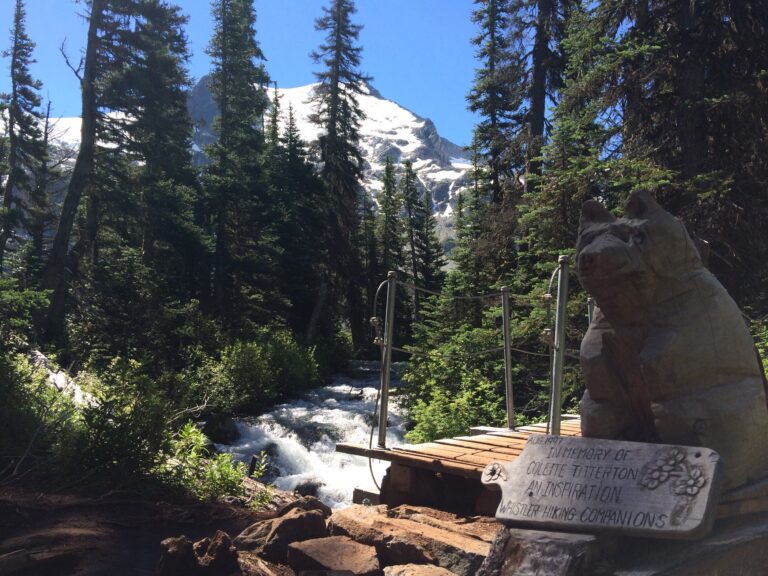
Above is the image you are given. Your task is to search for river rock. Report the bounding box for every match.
[234,508,328,562]
[195,531,240,575]
[237,551,297,576]
[287,536,380,576]
[202,414,240,445]
[159,532,240,576]
[383,565,456,575]
[294,480,325,497]
[158,535,198,576]
[329,504,495,575]
[276,495,332,519]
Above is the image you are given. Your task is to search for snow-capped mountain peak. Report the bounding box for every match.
[187,77,471,220]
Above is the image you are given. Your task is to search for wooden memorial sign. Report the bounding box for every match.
[481,436,722,539]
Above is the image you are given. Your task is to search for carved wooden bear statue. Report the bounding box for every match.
[577,189,768,490]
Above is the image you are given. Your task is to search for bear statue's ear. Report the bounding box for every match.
[580,199,616,225]
[625,189,662,219]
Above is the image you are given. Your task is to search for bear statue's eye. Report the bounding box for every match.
[633,230,645,245]
[609,223,631,242]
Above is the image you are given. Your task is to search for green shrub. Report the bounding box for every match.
[189,328,321,414]
[0,277,48,348]
[753,321,768,375]
[77,358,168,481]
[0,353,82,476]
[405,372,505,443]
[160,422,263,501]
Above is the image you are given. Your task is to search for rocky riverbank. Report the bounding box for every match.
[0,482,500,575]
[158,496,500,576]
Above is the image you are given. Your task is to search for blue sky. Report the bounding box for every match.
[4,0,481,146]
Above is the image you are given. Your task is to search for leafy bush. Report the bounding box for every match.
[76,358,168,481]
[0,353,82,477]
[753,321,768,375]
[160,422,266,502]
[0,277,48,348]
[189,328,321,413]
[405,373,505,443]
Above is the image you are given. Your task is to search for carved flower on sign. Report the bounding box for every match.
[659,447,685,470]
[482,462,507,484]
[640,465,669,489]
[674,466,706,496]
[641,447,689,488]
[639,447,708,526]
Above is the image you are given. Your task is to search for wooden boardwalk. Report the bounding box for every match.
[336,416,582,480]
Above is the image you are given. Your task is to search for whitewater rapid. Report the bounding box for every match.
[218,368,406,508]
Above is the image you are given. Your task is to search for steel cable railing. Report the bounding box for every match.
[365,258,571,492]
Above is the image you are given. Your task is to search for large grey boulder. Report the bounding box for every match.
[329,504,495,576]
[287,536,380,576]
[576,189,768,490]
[233,507,328,562]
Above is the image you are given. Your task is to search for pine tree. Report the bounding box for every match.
[310,0,370,352]
[120,0,205,301]
[535,0,768,305]
[467,0,515,203]
[401,159,446,317]
[413,185,446,295]
[204,0,277,328]
[0,0,44,270]
[65,0,209,370]
[23,101,62,282]
[376,157,404,275]
[401,160,421,289]
[272,101,330,341]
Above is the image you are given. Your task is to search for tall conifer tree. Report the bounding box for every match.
[205,0,277,328]
[310,0,370,352]
[468,0,515,204]
[0,0,44,269]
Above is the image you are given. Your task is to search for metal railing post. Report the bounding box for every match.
[587,296,595,325]
[548,255,569,436]
[501,286,515,429]
[378,271,397,449]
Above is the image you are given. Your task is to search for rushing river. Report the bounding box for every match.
[218,365,406,508]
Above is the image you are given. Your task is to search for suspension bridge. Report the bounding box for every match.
[336,255,582,514]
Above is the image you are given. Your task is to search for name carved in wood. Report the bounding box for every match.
[481,436,722,539]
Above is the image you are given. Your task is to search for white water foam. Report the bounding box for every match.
[218,373,406,509]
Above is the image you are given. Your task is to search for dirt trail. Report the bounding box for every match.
[0,486,273,575]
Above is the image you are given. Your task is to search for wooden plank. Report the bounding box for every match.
[336,443,398,460]
[435,438,524,457]
[452,453,509,467]
[406,442,469,455]
[336,442,482,478]
[388,448,482,478]
[454,434,529,449]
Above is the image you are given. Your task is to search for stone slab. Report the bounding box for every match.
[328,504,494,576]
[481,435,722,539]
[477,528,610,576]
[287,536,380,576]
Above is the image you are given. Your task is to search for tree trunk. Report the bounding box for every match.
[526,0,553,196]
[676,0,705,182]
[41,0,104,341]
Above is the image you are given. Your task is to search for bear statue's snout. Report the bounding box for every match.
[578,239,632,279]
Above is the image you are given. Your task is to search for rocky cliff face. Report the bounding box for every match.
[186,77,471,228]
